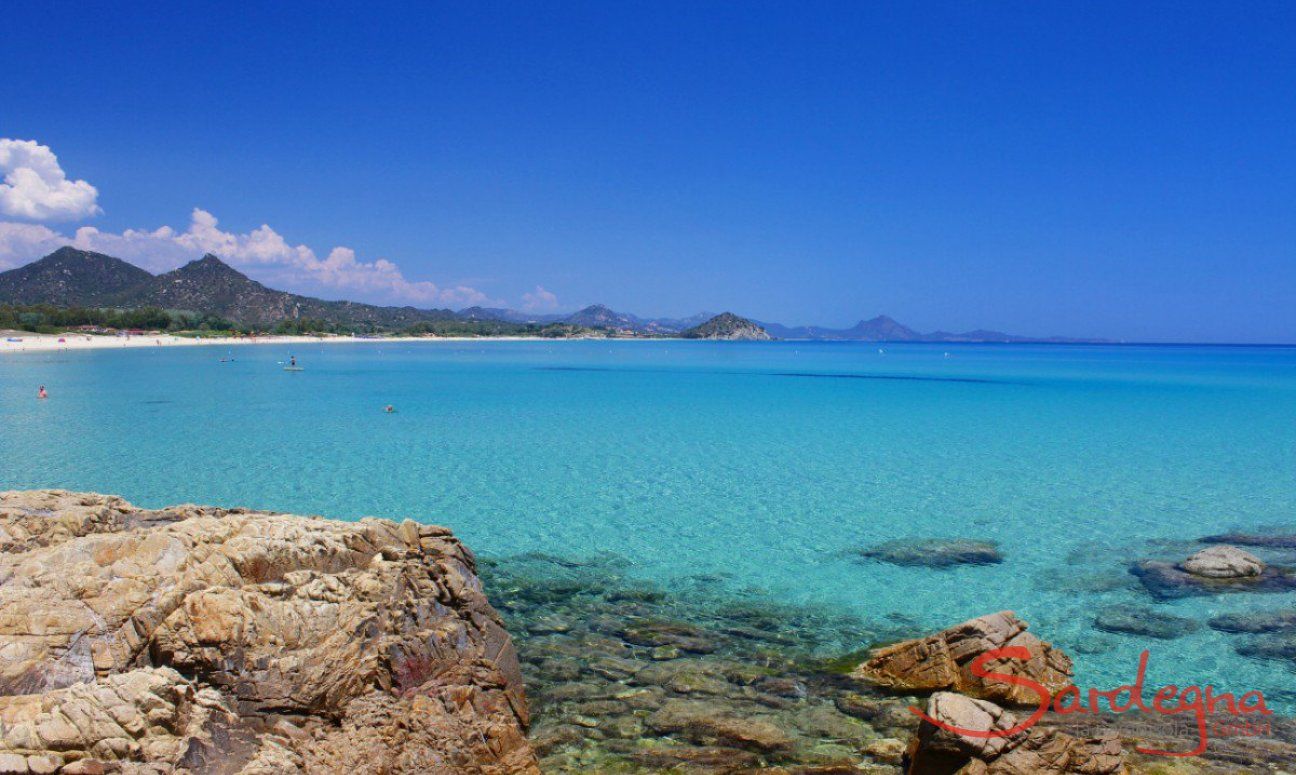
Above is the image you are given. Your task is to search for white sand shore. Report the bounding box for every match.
[0,332,561,355]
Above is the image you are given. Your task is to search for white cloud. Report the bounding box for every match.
[0,221,65,269]
[0,138,502,308]
[0,139,101,221]
[0,208,491,307]
[522,285,560,312]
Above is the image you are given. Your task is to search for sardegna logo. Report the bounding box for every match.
[910,646,1272,757]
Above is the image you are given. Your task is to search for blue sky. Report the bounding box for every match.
[1,1,1293,342]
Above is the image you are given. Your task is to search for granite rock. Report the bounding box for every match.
[1180,545,1265,579]
[1131,560,1296,601]
[852,612,1073,706]
[906,692,1127,774]
[0,490,538,774]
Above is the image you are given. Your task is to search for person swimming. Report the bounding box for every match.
[384,404,395,413]
[37,385,47,399]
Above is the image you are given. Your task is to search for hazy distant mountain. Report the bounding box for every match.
[760,315,917,341]
[454,303,715,333]
[844,315,922,341]
[561,304,637,329]
[682,312,771,340]
[926,329,1023,343]
[761,314,1103,343]
[457,306,565,325]
[0,247,153,306]
[648,311,716,332]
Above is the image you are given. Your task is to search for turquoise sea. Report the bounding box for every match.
[3,341,1295,709]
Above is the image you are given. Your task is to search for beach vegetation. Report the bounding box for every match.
[0,303,242,334]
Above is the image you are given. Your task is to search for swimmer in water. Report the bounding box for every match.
[385,404,395,413]
[38,385,47,399]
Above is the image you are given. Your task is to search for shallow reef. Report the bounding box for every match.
[480,550,1296,774]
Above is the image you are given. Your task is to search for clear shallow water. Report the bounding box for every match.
[3,341,1296,708]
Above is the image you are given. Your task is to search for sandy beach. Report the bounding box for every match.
[0,331,562,355]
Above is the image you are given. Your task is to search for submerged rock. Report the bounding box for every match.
[1209,608,1296,634]
[1092,605,1200,640]
[1235,633,1296,663]
[851,611,1073,706]
[1131,559,1296,600]
[632,743,763,771]
[1202,532,1296,549]
[646,699,793,752]
[1181,545,1265,578]
[0,489,538,774]
[906,692,1127,774]
[858,538,1004,568]
[617,619,720,653]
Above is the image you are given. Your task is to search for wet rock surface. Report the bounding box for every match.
[1130,560,1296,600]
[851,612,1073,706]
[906,692,1128,774]
[0,490,538,774]
[857,539,1003,569]
[1180,546,1265,579]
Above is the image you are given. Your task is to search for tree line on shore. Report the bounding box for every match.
[0,303,600,338]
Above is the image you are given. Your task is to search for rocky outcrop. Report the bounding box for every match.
[906,692,1127,774]
[0,490,538,774]
[858,539,1003,569]
[852,612,1072,706]
[680,312,772,341]
[1180,545,1265,578]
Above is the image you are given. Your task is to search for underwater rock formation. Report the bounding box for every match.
[857,538,1004,568]
[1092,605,1200,640]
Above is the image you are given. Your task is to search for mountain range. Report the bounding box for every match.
[0,247,1102,342]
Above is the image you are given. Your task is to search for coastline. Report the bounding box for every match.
[4,489,1291,773]
[6,331,1288,356]
[0,331,576,355]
